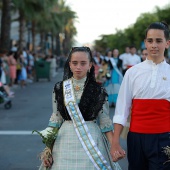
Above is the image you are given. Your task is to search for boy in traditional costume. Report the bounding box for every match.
[111,22,170,170]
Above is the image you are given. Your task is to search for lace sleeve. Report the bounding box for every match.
[48,91,63,128]
[98,98,113,133]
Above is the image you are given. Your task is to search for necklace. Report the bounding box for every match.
[72,77,86,99]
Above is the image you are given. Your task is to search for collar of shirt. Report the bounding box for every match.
[145,58,166,65]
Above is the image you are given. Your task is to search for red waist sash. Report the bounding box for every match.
[129,99,170,134]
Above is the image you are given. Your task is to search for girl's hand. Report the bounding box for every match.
[110,143,126,162]
[43,154,53,168]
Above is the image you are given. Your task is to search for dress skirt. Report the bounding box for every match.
[104,69,121,105]
[39,121,121,170]
[9,65,16,79]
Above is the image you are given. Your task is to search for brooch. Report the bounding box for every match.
[74,85,80,91]
[162,77,167,80]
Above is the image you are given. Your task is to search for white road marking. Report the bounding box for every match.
[0,131,40,135]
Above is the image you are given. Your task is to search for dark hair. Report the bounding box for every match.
[105,50,112,56]
[129,45,136,49]
[141,48,147,52]
[145,21,170,40]
[68,47,93,63]
[63,46,95,81]
[7,51,14,56]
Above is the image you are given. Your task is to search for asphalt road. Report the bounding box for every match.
[0,68,128,170]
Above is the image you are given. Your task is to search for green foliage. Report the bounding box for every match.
[133,12,158,48]
[156,5,170,25]
[32,128,58,149]
[9,0,77,51]
[94,4,169,52]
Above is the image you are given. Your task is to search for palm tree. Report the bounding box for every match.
[12,0,58,52]
[35,0,77,55]
[10,0,77,55]
[0,0,11,52]
[51,0,77,55]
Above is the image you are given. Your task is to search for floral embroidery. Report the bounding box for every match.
[49,111,63,125]
[162,146,170,164]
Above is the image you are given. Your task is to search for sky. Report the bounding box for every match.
[66,0,170,45]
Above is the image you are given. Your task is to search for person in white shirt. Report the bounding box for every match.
[119,46,131,75]
[111,22,170,170]
[123,45,141,71]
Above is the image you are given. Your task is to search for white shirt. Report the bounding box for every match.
[113,59,170,126]
[29,54,34,66]
[124,54,141,67]
[119,53,131,69]
[22,51,28,65]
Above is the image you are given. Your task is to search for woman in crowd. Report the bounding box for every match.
[8,51,17,87]
[104,49,123,107]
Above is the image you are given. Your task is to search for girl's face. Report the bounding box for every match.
[141,49,148,60]
[113,49,119,57]
[107,51,112,57]
[144,29,170,61]
[69,51,92,80]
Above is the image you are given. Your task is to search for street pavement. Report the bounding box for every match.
[0,68,128,170]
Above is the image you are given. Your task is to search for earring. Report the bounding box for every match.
[88,69,90,73]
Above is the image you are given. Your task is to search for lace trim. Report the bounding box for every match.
[99,106,113,130]
[100,117,113,130]
[49,111,63,124]
[54,80,107,121]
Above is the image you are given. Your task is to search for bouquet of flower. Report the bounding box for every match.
[32,128,58,169]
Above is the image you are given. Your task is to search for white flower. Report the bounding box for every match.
[99,68,103,73]
[106,73,111,78]
[40,127,53,138]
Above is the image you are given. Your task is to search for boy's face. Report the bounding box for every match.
[144,29,170,60]
[130,47,136,55]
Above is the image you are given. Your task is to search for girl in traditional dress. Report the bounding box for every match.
[104,49,123,107]
[39,47,122,170]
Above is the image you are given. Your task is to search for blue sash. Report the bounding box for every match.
[63,79,112,170]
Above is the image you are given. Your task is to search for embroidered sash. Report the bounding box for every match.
[109,58,123,83]
[63,79,111,170]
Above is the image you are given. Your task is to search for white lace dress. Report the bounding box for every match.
[39,77,121,170]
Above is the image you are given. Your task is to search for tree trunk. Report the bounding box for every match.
[31,21,35,52]
[56,33,61,56]
[63,31,70,55]
[18,10,25,52]
[0,0,11,53]
[40,32,43,51]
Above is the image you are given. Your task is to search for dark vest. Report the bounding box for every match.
[53,80,107,121]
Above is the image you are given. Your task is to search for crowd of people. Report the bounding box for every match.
[0,44,149,102]
[0,47,61,99]
[92,45,147,107]
[0,48,36,98]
